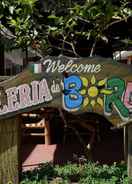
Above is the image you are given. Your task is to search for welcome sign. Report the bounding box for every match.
[0,56,132,125]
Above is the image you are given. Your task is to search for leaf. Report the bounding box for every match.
[91,75,96,85]
[100,89,113,95]
[97,97,103,107]
[101,36,108,43]
[48,26,57,31]
[90,100,95,107]
[48,15,58,19]
[80,89,87,95]
[80,77,88,87]
[98,79,106,86]
[9,19,17,27]
[9,6,15,14]
[83,97,89,107]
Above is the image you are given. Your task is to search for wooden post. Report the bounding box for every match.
[0,116,21,184]
[127,56,132,65]
[0,42,5,75]
[128,124,132,176]
[124,126,128,162]
[45,119,51,145]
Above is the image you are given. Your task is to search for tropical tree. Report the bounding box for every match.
[42,0,132,57]
[0,0,131,158]
[0,0,132,56]
[0,0,37,49]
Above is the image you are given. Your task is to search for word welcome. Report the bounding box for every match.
[42,59,101,73]
[0,79,52,115]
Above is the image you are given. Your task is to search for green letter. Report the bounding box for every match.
[105,77,129,120]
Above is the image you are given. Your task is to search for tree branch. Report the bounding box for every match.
[90,40,96,57]
[104,15,131,30]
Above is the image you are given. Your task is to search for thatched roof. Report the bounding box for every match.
[0,25,15,40]
[0,25,16,50]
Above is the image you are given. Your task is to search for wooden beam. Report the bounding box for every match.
[0,76,10,81]
[0,43,5,75]
[23,133,45,136]
[0,116,21,184]
[128,124,132,176]
[111,120,132,129]
[21,113,41,118]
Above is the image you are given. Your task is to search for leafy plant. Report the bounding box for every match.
[22,162,55,181]
[21,161,132,184]
[54,163,81,181]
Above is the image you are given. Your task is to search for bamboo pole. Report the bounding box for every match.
[0,116,20,184]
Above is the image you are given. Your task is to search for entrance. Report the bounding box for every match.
[21,108,124,170]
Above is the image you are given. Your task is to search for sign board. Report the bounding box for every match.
[0,56,132,125]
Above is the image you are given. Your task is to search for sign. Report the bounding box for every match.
[0,56,132,125]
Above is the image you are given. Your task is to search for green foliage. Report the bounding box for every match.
[0,0,38,49]
[20,162,132,184]
[22,163,55,181]
[38,0,132,56]
[0,0,132,54]
[54,163,80,180]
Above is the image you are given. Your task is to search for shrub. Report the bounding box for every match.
[22,162,55,181]
[21,161,132,184]
[54,163,80,180]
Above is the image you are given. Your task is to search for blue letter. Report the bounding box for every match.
[64,75,83,110]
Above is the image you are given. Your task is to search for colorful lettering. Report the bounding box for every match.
[63,75,83,110]
[104,77,129,120]
[123,82,132,110]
